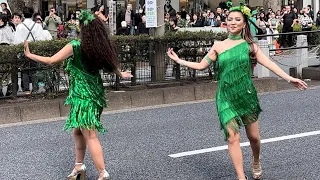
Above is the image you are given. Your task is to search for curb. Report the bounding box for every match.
[0,78,278,124]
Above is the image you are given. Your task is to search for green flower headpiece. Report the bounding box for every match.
[229,5,251,17]
[79,10,95,25]
[226,1,233,9]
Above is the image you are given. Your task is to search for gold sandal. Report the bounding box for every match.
[67,163,86,180]
[238,175,248,180]
[252,156,262,179]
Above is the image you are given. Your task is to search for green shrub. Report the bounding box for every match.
[0,31,227,97]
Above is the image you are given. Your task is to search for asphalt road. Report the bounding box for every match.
[1,87,320,180]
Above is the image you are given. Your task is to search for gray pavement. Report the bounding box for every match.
[1,88,320,180]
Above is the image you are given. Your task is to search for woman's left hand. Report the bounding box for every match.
[290,78,308,90]
[121,72,133,78]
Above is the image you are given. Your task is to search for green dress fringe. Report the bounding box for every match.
[214,41,262,140]
[63,40,107,133]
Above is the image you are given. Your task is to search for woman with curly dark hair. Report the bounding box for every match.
[24,10,132,180]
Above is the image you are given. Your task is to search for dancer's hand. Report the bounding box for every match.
[24,40,31,58]
[121,72,133,78]
[167,48,180,62]
[290,78,308,90]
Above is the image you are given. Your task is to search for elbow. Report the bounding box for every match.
[196,65,207,71]
[198,66,206,71]
[47,58,55,65]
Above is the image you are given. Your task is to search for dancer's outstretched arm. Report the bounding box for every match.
[24,40,73,65]
[25,41,133,78]
[255,45,308,90]
[167,45,217,70]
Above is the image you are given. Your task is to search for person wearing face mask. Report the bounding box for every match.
[116,21,129,35]
[164,0,176,17]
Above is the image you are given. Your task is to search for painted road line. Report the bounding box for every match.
[169,130,320,158]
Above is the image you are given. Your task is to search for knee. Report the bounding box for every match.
[247,134,260,144]
[228,133,240,145]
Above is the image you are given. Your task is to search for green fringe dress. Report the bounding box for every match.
[214,41,262,140]
[63,40,107,133]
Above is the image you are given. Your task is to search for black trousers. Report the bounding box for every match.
[302,27,312,45]
[281,26,293,47]
[21,61,38,92]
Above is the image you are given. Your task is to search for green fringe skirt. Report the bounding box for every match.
[63,99,106,133]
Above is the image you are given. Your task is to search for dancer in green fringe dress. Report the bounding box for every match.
[24,10,132,180]
[167,4,308,180]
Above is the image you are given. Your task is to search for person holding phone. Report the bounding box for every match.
[44,7,62,39]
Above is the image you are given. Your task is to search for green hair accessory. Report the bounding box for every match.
[229,4,251,17]
[226,1,233,9]
[79,10,95,25]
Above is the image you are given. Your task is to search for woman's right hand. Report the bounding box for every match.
[167,48,180,63]
[24,40,31,58]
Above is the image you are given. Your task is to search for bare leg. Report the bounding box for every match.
[245,121,262,179]
[81,129,106,178]
[245,121,261,163]
[227,127,246,179]
[73,128,86,170]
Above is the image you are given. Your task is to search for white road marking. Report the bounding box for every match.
[169,130,320,158]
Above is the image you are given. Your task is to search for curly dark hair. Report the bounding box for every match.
[79,15,119,74]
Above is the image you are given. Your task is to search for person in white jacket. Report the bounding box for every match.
[13,7,44,45]
[13,7,45,94]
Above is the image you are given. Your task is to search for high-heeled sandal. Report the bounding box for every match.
[67,163,86,180]
[238,175,248,180]
[252,156,262,179]
[98,169,110,180]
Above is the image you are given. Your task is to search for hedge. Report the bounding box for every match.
[0,31,227,97]
[0,31,228,63]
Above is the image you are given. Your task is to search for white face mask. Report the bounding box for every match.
[121,21,127,28]
[186,16,190,21]
[139,9,143,13]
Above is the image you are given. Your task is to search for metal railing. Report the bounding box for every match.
[0,38,215,100]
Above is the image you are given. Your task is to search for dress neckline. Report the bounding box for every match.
[218,41,247,56]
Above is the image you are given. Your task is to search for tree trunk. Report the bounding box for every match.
[7,0,25,13]
[263,0,281,13]
[7,0,41,14]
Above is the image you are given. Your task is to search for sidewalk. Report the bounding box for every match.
[0,78,318,124]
